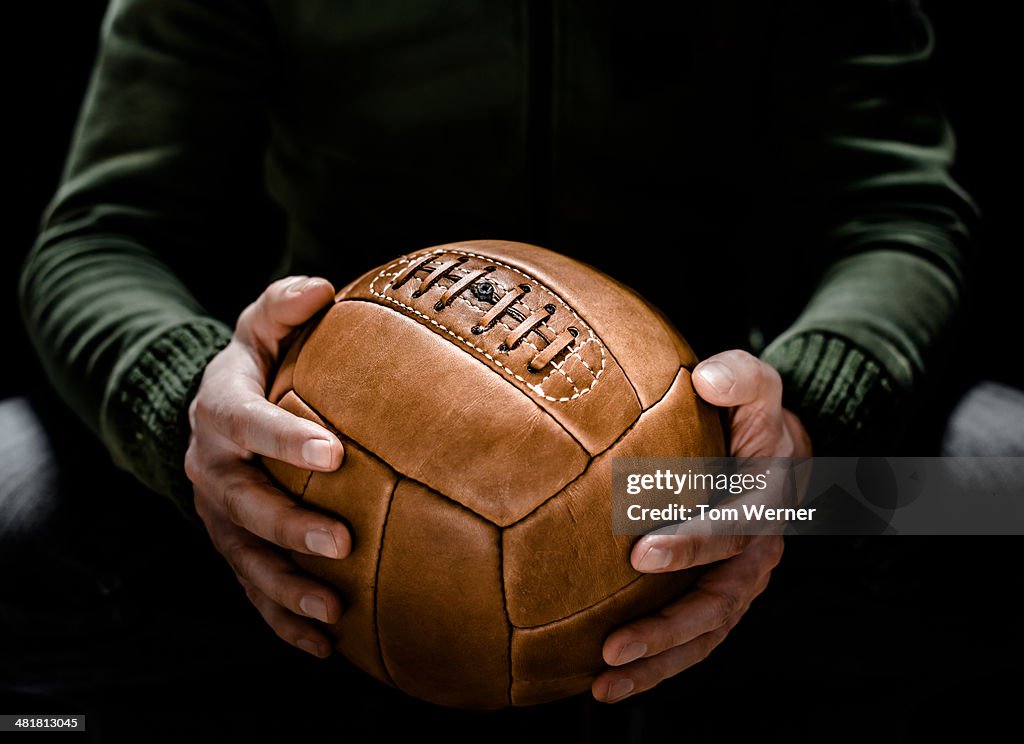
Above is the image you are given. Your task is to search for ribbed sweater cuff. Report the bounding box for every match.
[761,331,897,454]
[102,319,232,515]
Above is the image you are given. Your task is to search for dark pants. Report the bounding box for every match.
[2,385,1023,743]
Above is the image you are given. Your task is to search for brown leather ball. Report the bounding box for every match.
[262,240,725,709]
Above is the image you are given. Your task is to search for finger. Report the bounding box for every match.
[692,350,782,410]
[236,275,336,359]
[240,578,335,659]
[609,536,783,664]
[205,392,343,471]
[631,533,753,573]
[211,466,351,557]
[222,536,343,624]
[593,612,742,703]
[782,408,813,457]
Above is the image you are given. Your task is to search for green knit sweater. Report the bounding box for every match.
[20,0,976,512]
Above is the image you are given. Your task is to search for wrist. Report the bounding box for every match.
[761,331,897,454]
[101,319,232,513]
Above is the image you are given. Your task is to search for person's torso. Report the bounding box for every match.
[260,0,803,355]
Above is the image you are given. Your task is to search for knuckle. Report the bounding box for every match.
[703,587,742,624]
[725,533,751,557]
[224,399,264,449]
[742,407,776,434]
[221,480,249,525]
[238,577,258,602]
[224,541,258,579]
[270,508,298,549]
[662,537,695,569]
[694,631,721,664]
[237,302,261,333]
[221,402,246,444]
[192,393,215,425]
[759,364,784,401]
[183,448,200,483]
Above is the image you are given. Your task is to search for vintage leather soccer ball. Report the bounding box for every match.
[262,240,724,709]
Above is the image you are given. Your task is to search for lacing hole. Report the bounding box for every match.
[411,290,423,298]
[472,282,495,302]
[497,343,509,352]
[484,265,497,273]
[527,365,540,374]
[471,325,485,335]
[433,301,445,312]
[544,304,557,314]
[519,284,532,293]
[568,326,580,337]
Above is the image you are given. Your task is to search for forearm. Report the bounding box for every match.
[762,248,960,451]
[761,1,977,451]
[19,0,272,508]
[20,231,231,502]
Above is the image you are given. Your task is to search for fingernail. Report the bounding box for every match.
[283,275,310,294]
[697,361,736,395]
[607,679,635,702]
[297,639,326,658]
[305,529,339,559]
[288,277,322,295]
[300,594,330,623]
[615,641,647,666]
[638,545,671,571]
[302,439,335,470]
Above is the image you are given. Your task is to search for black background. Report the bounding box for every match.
[2,2,1021,741]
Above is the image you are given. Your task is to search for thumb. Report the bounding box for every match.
[692,350,782,411]
[237,275,336,358]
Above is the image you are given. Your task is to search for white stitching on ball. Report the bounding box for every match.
[368,249,606,403]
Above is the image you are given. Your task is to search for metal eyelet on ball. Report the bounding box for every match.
[473,282,495,303]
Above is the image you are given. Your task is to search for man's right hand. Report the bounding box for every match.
[185,276,347,658]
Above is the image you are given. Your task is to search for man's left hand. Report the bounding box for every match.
[593,350,811,703]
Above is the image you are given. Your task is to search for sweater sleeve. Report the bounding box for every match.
[758,0,978,453]
[19,0,276,509]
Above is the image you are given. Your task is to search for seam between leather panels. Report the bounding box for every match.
[299,466,315,500]
[504,365,685,529]
[372,476,402,687]
[499,368,686,630]
[292,390,397,686]
[499,537,513,706]
[510,572,646,631]
[297,389,523,527]
[337,294,593,456]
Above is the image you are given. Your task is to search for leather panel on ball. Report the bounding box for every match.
[376,479,510,709]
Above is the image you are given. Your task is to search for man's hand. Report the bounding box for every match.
[185,276,347,659]
[593,350,810,702]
